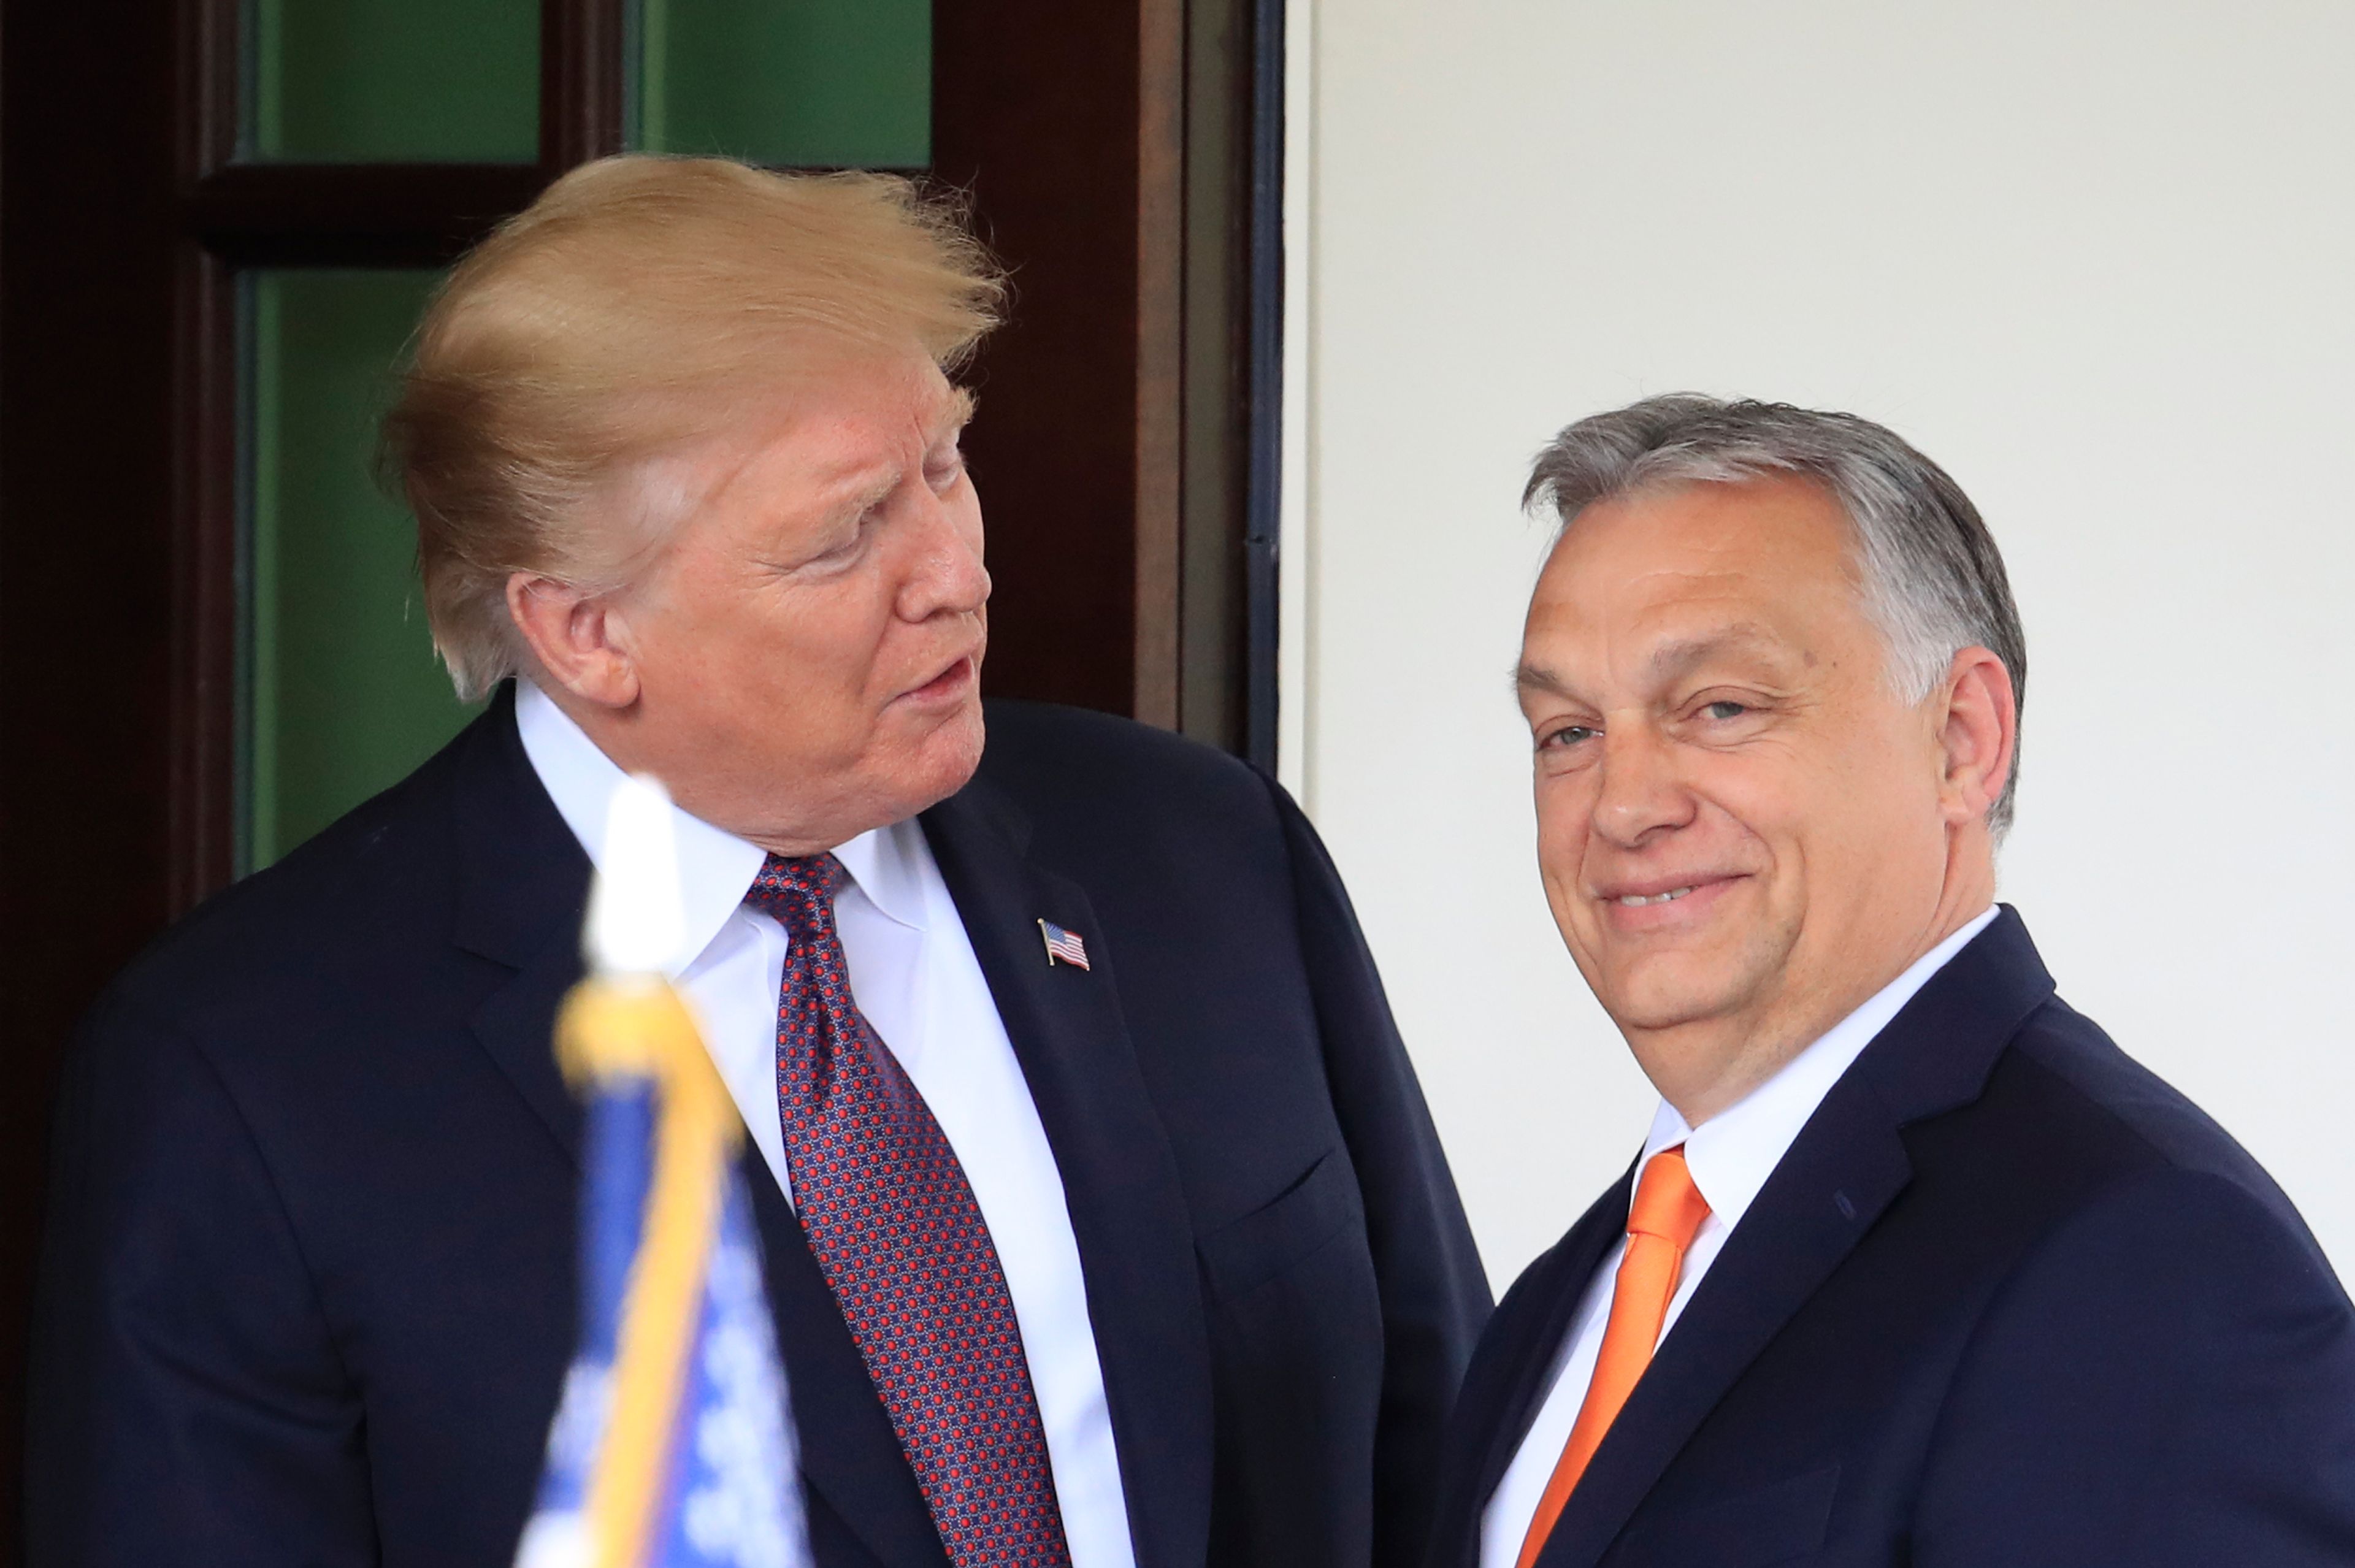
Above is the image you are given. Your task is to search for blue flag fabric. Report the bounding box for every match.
[515,1076,811,1568]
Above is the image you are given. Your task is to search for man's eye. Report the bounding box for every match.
[1703,700,1748,721]
[804,518,870,568]
[1541,724,1598,749]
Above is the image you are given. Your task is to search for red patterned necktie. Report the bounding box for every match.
[746,852,1073,1568]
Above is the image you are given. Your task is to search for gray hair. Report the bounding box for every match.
[1523,394,2026,836]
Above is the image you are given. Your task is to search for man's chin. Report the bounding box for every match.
[893,702,986,813]
[1595,960,1758,1038]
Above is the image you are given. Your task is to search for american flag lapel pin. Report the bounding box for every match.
[1037,919,1090,970]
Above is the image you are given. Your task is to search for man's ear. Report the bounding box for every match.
[1936,646,2016,828]
[505,573,641,710]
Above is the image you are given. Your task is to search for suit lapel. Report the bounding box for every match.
[1441,1184,1629,1568]
[467,930,589,1161]
[1534,1092,1912,1568]
[1534,909,2058,1568]
[921,782,1216,1568]
[448,685,594,1163]
[746,1156,954,1568]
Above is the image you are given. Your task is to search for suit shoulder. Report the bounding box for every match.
[89,712,486,1041]
[976,699,1276,825]
[2006,999,2279,1190]
[1979,998,2329,1273]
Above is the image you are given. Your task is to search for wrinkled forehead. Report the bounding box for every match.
[583,351,974,560]
[1531,475,1863,618]
[798,369,974,460]
[697,347,969,464]
[1518,475,1875,678]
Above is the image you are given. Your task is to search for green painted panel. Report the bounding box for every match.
[249,0,538,162]
[637,0,929,167]
[247,270,477,870]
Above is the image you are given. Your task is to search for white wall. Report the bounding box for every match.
[1282,0,2355,1285]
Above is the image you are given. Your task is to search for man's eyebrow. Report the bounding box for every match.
[1512,662,1578,701]
[812,389,979,519]
[1644,626,1786,682]
[932,386,977,442]
[816,461,899,522]
[1513,627,1790,702]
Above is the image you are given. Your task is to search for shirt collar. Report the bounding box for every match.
[1636,904,2001,1232]
[513,681,925,974]
[829,818,929,932]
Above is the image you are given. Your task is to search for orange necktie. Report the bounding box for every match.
[1514,1147,1712,1568]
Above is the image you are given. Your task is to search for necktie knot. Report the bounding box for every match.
[1626,1146,1711,1251]
[745,851,849,936]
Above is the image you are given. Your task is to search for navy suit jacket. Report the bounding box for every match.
[1425,910,2355,1568]
[28,690,1491,1568]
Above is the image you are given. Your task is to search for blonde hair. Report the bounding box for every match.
[382,155,1005,701]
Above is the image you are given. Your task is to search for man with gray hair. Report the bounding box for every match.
[1421,396,2355,1568]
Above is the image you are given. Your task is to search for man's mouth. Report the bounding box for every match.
[1593,873,1744,921]
[902,654,977,703]
[1615,886,1696,908]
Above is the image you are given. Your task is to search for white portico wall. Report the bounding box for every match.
[1278,0,2355,1283]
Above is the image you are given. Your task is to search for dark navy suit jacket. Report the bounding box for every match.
[1424,910,2355,1568]
[28,690,1491,1568]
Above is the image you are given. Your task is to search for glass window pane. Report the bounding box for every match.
[245,270,477,871]
[635,0,929,167]
[248,0,538,163]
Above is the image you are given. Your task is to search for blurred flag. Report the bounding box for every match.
[515,775,813,1568]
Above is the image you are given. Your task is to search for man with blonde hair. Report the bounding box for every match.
[28,157,1488,1568]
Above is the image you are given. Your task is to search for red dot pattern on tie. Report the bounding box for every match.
[746,852,1073,1568]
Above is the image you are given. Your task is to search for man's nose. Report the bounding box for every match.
[1590,721,1694,849]
[898,486,991,620]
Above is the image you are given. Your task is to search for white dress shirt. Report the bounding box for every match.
[515,681,1138,1568]
[1477,906,1999,1568]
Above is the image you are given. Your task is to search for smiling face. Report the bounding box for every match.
[575,347,989,852]
[1517,473,2000,1121]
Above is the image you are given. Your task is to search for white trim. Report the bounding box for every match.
[1276,0,1318,809]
